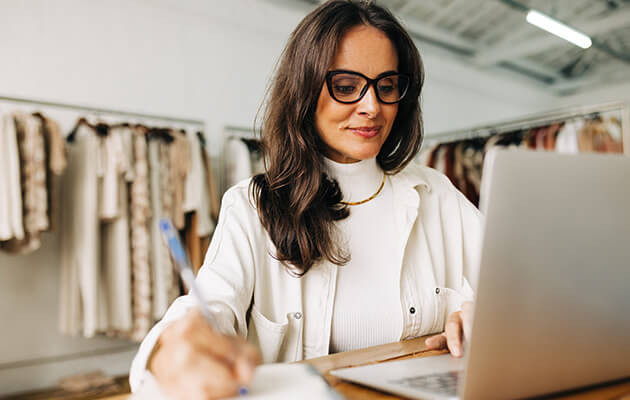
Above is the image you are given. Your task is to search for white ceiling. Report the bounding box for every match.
[283,0,630,96]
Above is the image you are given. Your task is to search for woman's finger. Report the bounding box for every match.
[445,311,463,357]
[461,301,474,341]
[234,342,262,384]
[425,333,447,350]
[168,309,241,365]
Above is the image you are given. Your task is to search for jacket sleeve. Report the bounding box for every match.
[129,183,258,392]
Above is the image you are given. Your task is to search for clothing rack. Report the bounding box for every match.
[425,102,630,155]
[0,94,205,129]
[220,125,261,194]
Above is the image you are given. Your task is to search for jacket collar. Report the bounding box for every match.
[390,161,432,193]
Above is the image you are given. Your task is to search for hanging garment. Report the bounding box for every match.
[535,126,548,150]
[427,143,441,169]
[183,130,203,214]
[0,111,24,241]
[544,123,562,151]
[36,114,67,231]
[555,120,582,154]
[582,119,621,154]
[169,131,191,230]
[460,143,482,207]
[602,117,623,153]
[148,139,169,321]
[224,137,252,190]
[130,130,153,342]
[198,146,219,238]
[100,126,134,334]
[59,125,102,337]
[452,142,468,203]
[434,145,447,174]
[196,156,215,239]
[159,141,180,308]
[2,112,48,253]
[442,143,455,185]
[184,211,202,275]
[578,121,597,153]
[97,124,128,220]
[201,146,220,222]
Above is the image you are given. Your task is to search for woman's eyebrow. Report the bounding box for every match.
[376,70,398,78]
[332,69,399,77]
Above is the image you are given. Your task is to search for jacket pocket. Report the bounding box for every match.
[247,305,303,363]
[432,287,469,333]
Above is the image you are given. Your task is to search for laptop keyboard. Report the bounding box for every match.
[389,370,462,396]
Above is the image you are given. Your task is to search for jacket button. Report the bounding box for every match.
[409,307,416,314]
[435,287,440,294]
[294,312,302,320]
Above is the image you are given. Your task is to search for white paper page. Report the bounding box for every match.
[131,363,342,400]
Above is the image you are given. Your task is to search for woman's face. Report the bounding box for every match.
[315,25,399,164]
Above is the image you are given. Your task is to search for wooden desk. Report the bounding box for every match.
[103,336,630,400]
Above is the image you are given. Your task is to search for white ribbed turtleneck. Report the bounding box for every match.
[324,157,403,354]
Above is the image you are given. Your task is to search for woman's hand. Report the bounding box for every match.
[425,301,474,358]
[150,309,262,400]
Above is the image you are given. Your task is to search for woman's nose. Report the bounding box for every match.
[356,84,380,118]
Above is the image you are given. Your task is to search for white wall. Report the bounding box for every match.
[0,0,578,395]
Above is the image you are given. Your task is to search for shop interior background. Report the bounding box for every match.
[0,0,629,396]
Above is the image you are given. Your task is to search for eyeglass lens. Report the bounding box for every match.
[330,73,409,103]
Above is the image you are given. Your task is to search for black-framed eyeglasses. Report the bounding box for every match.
[325,70,410,104]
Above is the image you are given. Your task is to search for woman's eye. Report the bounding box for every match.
[378,84,396,94]
[334,85,357,94]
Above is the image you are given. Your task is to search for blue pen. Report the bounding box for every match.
[159,218,249,396]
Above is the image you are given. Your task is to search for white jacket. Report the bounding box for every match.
[129,160,483,391]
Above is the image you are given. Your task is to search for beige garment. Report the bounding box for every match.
[37,114,66,231]
[0,113,12,240]
[39,115,67,174]
[183,130,202,213]
[148,140,169,320]
[578,121,596,153]
[196,159,215,238]
[100,127,134,333]
[160,141,181,305]
[98,127,129,220]
[59,125,102,337]
[224,137,252,190]
[170,131,191,229]
[201,147,221,223]
[130,130,153,342]
[197,146,216,237]
[0,111,24,241]
[2,112,48,253]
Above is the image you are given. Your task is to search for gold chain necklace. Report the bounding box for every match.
[340,173,386,206]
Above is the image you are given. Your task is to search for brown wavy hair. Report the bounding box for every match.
[251,0,424,275]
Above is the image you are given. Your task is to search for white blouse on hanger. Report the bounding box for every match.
[0,111,24,241]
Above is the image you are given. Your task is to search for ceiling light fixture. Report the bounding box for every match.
[526,10,592,49]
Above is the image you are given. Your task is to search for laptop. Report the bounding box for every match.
[330,149,630,399]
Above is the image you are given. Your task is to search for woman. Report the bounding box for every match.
[130,1,482,398]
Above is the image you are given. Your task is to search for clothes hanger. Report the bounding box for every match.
[147,127,174,143]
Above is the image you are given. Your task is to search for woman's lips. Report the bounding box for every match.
[349,126,381,138]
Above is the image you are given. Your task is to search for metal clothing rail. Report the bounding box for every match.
[425,102,630,151]
[0,94,205,127]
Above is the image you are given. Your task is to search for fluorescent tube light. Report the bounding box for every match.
[526,10,592,49]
